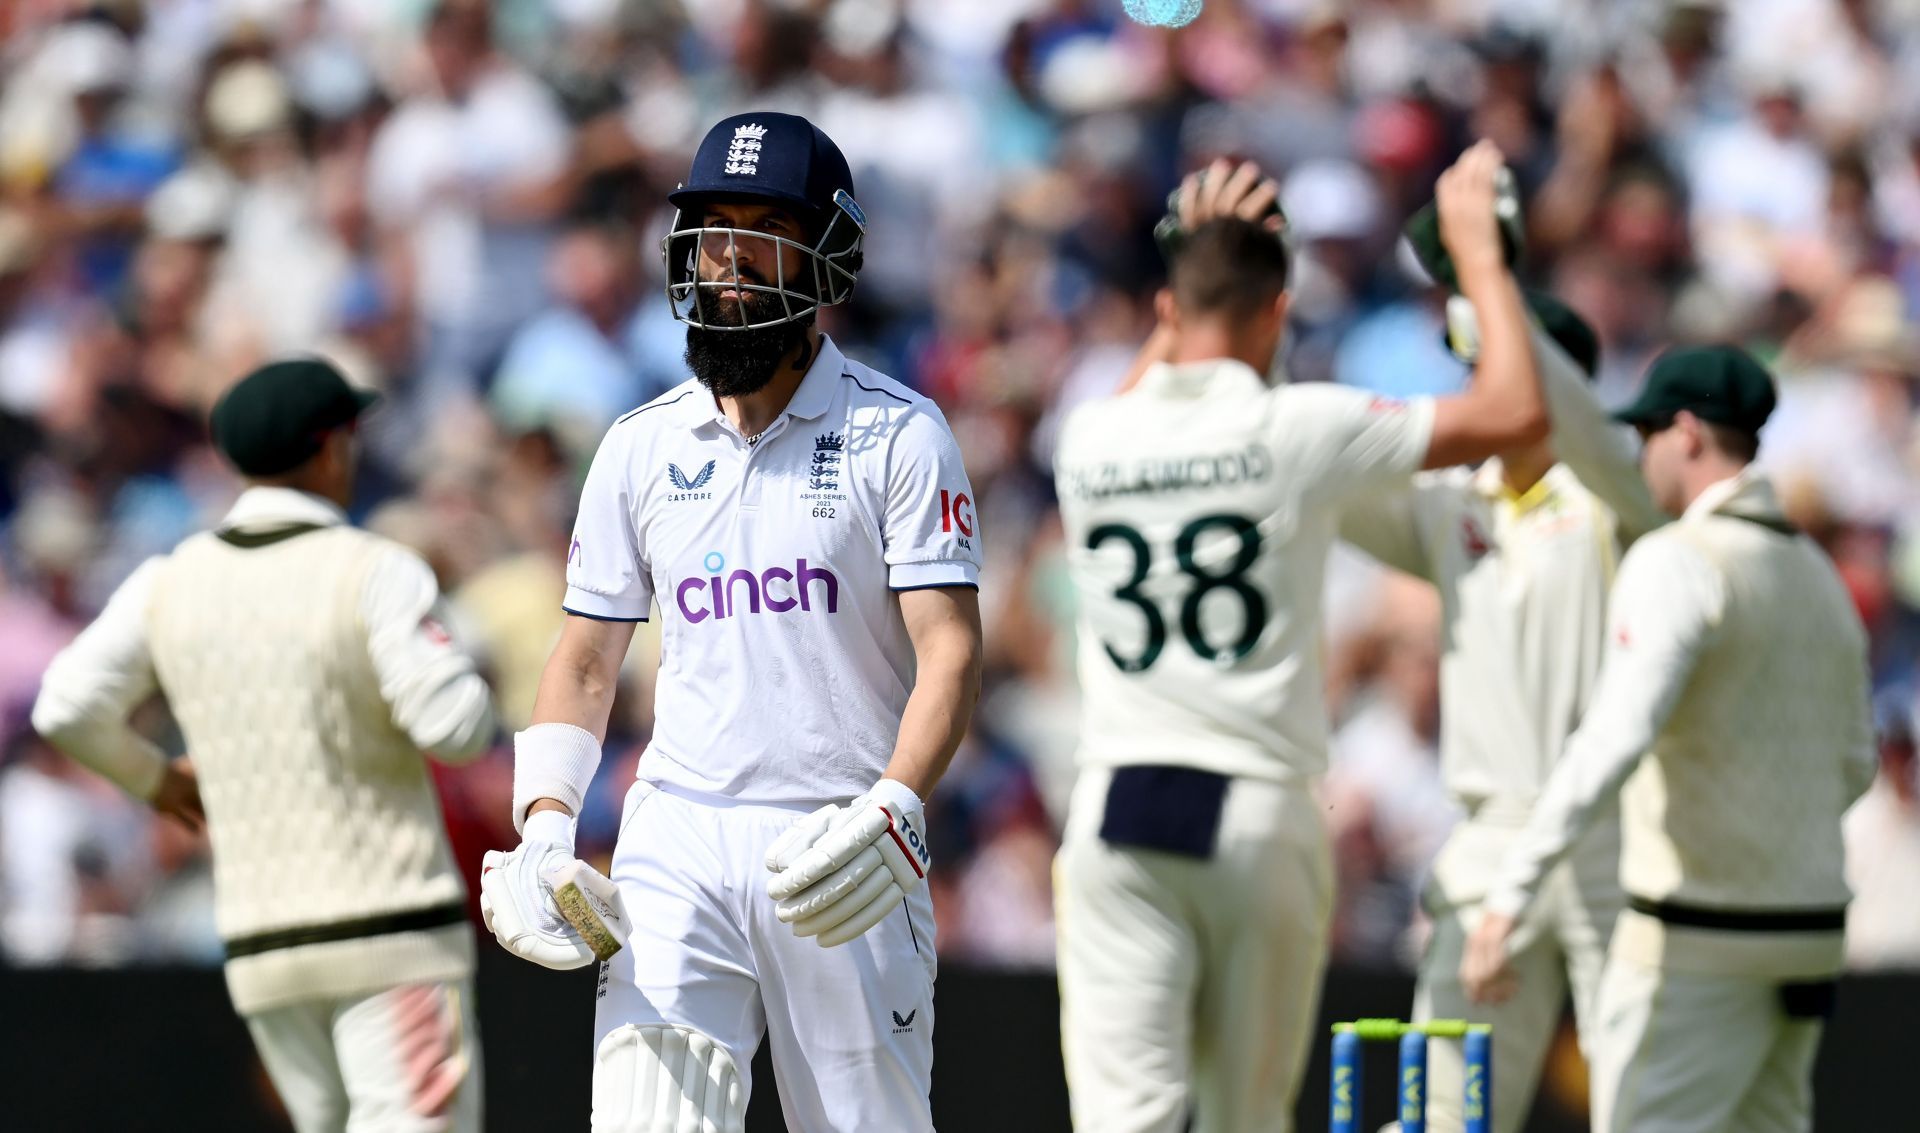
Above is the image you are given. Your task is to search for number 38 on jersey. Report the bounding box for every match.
[1083,513,1267,673]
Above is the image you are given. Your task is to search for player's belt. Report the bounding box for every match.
[1628,895,1846,933]
[224,900,468,959]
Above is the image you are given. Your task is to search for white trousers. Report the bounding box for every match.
[1588,952,1824,1133]
[246,979,481,1133]
[594,781,938,1133]
[1412,819,1621,1133]
[1056,768,1333,1133]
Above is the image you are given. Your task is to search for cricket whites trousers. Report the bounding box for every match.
[1056,765,1333,1133]
[246,980,481,1133]
[1412,811,1624,1133]
[1586,907,1841,1133]
[593,779,938,1132]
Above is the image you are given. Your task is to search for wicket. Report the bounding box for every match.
[1330,1019,1491,1133]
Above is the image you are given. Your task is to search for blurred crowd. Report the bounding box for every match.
[5,0,1920,973]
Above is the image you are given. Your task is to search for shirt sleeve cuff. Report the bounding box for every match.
[1402,396,1438,470]
[561,587,651,621]
[1483,886,1529,919]
[888,560,980,590]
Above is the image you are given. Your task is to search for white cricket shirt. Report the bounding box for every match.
[563,336,981,805]
[1055,360,1434,781]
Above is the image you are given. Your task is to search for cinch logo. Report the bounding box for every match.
[676,552,840,622]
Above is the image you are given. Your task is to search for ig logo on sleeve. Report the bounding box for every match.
[939,489,974,549]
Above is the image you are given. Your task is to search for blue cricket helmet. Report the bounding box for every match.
[664,112,867,330]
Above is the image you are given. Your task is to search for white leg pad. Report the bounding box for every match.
[591,1024,748,1133]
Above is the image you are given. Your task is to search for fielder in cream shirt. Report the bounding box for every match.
[33,358,496,1133]
[1337,279,1665,1129]
[1464,345,1877,1133]
[1054,141,1550,1133]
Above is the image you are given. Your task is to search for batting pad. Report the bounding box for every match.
[592,1024,747,1133]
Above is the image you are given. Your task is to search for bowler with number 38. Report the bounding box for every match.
[1053,142,1547,1133]
[476,112,983,1133]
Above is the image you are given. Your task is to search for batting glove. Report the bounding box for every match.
[764,779,931,948]
[480,810,629,970]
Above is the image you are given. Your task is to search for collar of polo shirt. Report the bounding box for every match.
[679,335,849,435]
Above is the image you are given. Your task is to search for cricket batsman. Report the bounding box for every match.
[1463,345,1877,1132]
[1335,233,1668,1130]
[1052,141,1547,1133]
[478,112,983,1132]
[33,358,497,1131]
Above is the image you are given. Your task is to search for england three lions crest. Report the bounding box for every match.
[804,432,844,497]
[724,123,767,176]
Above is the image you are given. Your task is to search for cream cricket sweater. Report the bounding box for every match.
[34,489,494,1012]
[1487,472,1877,974]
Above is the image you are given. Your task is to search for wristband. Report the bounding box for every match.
[512,723,602,834]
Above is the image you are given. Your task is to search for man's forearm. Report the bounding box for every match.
[530,645,623,740]
[1457,260,1546,441]
[1532,324,1666,540]
[520,636,627,822]
[881,643,981,799]
[1485,728,1644,918]
[30,701,168,801]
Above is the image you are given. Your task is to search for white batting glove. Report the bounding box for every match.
[480,810,629,970]
[765,779,930,948]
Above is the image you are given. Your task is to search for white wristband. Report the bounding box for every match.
[512,723,602,834]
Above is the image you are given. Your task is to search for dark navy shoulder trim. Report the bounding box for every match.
[615,388,697,426]
[842,369,914,406]
[890,582,980,594]
[561,606,650,623]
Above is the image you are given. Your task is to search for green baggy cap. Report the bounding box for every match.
[1612,345,1777,433]
[209,357,379,477]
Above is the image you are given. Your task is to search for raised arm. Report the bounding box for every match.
[1531,325,1667,541]
[1422,142,1548,470]
[1118,160,1285,394]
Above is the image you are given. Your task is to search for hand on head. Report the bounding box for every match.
[1177,159,1284,233]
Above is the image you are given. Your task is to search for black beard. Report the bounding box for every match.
[684,288,814,398]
